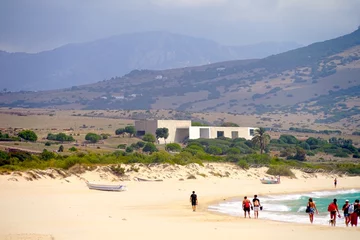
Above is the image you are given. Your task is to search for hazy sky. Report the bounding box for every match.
[1,0,360,52]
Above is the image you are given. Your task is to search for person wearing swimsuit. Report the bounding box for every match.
[252,195,261,219]
[242,196,252,218]
[328,198,340,226]
[307,198,318,224]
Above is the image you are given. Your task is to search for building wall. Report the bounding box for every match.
[157,120,191,144]
[134,120,158,137]
[135,120,255,144]
[190,127,256,140]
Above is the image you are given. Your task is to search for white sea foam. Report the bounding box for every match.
[208,189,360,227]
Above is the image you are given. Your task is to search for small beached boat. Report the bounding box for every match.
[86,182,127,191]
[260,176,280,184]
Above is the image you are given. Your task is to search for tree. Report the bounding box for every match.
[251,127,270,154]
[143,142,158,153]
[18,130,38,142]
[115,128,126,137]
[85,133,101,143]
[142,133,156,143]
[293,147,307,161]
[155,128,169,144]
[124,126,136,138]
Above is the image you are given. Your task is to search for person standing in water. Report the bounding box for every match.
[342,200,351,226]
[334,178,337,188]
[328,198,341,226]
[307,198,318,224]
[190,191,198,212]
[350,199,359,227]
[242,196,252,218]
[252,195,261,219]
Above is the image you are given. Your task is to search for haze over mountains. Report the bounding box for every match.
[1,28,359,126]
[0,31,301,91]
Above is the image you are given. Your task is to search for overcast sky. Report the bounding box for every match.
[1,0,360,52]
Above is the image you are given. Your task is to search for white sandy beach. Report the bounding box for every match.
[0,163,359,240]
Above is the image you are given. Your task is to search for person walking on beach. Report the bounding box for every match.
[342,200,351,226]
[334,178,337,188]
[328,198,341,226]
[350,199,359,227]
[242,196,252,218]
[307,198,318,224]
[190,191,198,212]
[252,195,261,219]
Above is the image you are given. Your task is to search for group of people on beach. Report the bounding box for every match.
[242,195,262,219]
[306,198,360,227]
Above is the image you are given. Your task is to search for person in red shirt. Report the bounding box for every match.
[328,198,341,226]
[242,196,252,218]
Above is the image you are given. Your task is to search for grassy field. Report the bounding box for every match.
[0,108,359,155]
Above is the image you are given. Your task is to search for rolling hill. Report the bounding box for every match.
[0,31,300,91]
[0,28,360,126]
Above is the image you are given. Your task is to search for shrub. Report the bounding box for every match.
[143,142,158,153]
[226,147,240,155]
[165,143,182,152]
[125,147,134,153]
[110,165,125,176]
[69,147,78,152]
[334,151,349,158]
[18,130,37,142]
[136,141,145,148]
[47,133,74,142]
[45,142,51,146]
[238,160,249,170]
[266,165,295,178]
[142,133,156,143]
[117,144,127,149]
[40,149,56,161]
[206,146,223,155]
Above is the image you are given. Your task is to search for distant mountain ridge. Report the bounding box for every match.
[0,29,359,127]
[0,31,301,91]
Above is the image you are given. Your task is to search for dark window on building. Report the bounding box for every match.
[250,129,255,136]
[231,131,238,139]
[217,131,224,138]
[136,131,145,137]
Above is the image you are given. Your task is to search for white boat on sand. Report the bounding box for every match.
[86,181,127,191]
[260,176,280,184]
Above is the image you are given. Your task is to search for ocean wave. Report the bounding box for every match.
[310,189,360,198]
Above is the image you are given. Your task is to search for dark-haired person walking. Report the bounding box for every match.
[252,195,261,219]
[190,191,198,212]
[307,198,318,224]
[328,198,341,226]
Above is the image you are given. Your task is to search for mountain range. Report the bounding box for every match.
[0,28,360,126]
[0,31,301,91]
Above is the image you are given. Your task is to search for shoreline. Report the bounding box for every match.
[206,187,360,227]
[1,168,360,240]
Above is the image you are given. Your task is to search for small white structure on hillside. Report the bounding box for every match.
[135,120,256,144]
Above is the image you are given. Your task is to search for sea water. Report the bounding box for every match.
[208,189,360,226]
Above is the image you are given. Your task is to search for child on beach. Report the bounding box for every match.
[307,198,318,224]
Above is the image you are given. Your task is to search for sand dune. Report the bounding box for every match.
[0,164,359,240]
